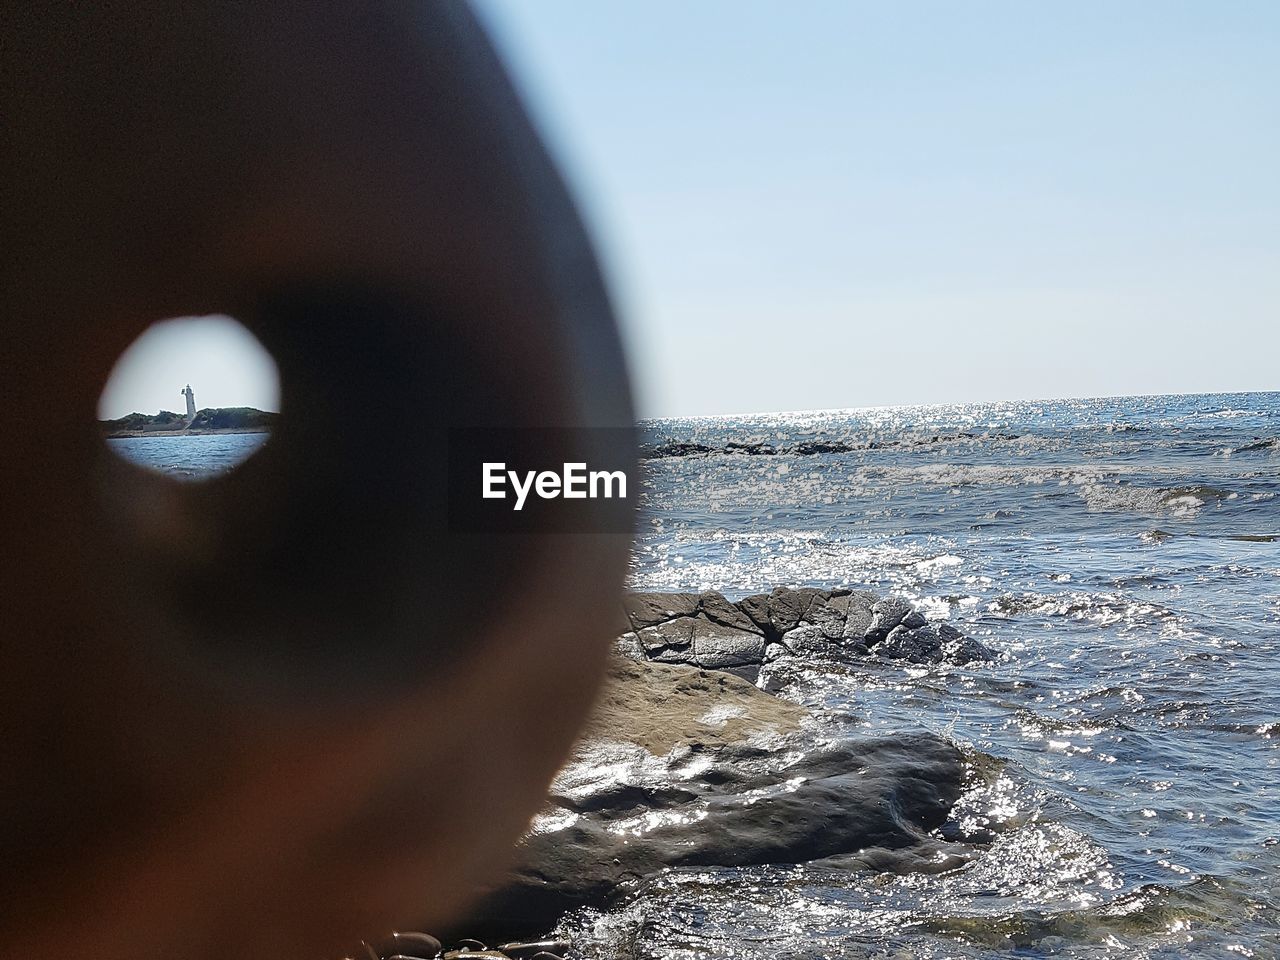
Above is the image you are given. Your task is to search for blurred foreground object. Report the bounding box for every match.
[0,3,634,959]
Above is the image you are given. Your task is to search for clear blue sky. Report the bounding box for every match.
[98,3,1277,420]
[474,0,1278,417]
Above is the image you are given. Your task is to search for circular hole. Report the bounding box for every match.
[98,315,282,481]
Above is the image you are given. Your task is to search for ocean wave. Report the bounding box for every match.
[985,591,1180,629]
[627,535,975,597]
[1141,528,1280,545]
[1231,437,1278,454]
[1079,483,1236,516]
[554,822,1221,958]
[642,462,1134,501]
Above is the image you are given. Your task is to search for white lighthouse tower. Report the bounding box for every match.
[181,384,196,423]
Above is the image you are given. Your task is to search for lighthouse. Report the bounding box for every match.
[181,384,196,422]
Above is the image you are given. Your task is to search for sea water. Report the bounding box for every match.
[112,393,1280,956]
[603,392,1279,958]
[107,432,269,479]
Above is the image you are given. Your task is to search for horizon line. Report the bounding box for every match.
[638,387,1279,423]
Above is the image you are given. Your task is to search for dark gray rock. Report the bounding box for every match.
[643,441,716,458]
[938,622,963,641]
[624,592,700,630]
[949,638,997,665]
[874,622,998,666]
[635,614,770,676]
[780,624,835,657]
[810,596,848,639]
[902,609,928,630]
[620,589,996,674]
[842,593,875,640]
[698,590,762,634]
[939,623,998,665]
[691,621,767,670]
[878,624,945,664]
[736,593,774,636]
[636,616,696,654]
[767,586,829,635]
[867,597,914,642]
[477,717,964,928]
[825,592,851,616]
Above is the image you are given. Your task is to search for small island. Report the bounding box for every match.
[101,383,278,438]
[100,406,279,438]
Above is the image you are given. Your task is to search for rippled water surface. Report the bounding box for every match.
[601,394,1279,958]
[107,432,269,478]
[114,396,1279,956]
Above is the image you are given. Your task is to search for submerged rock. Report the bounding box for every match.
[468,657,964,930]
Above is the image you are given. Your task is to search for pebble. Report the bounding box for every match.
[498,943,571,959]
[361,931,568,960]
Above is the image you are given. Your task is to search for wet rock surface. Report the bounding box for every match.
[460,589,997,940]
[357,931,571,960]
[619,586,997,681]
[468,653,966,932]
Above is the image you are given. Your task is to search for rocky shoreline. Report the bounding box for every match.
[616,586,997,683]
[464,588,997,939]
[641,432,1021,459]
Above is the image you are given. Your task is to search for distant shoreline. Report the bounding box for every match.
[100,406,278,439]
[104,426,271,439]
